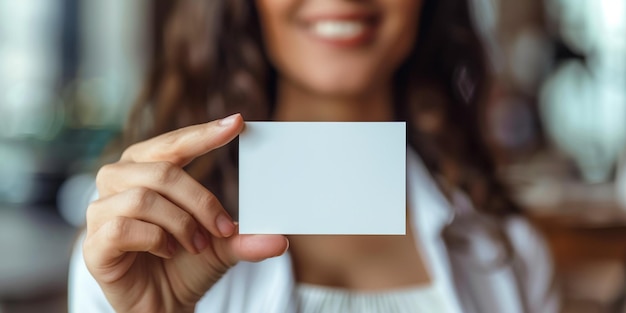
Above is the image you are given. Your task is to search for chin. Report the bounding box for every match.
[304,70,382,98]
[312,83,369,98]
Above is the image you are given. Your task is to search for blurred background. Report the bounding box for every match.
[0,0,624,312]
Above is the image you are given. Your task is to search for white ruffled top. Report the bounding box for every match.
[295,282,449,313]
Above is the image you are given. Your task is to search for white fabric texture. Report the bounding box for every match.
[295,283,449,313]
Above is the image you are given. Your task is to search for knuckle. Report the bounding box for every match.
[126,187,157,212]
[120,143,140,161]
[149,227,168,249]
[82,232,104,258]
[95,163,117,189]
[81,236,99,267]
[196,191,218,212]
[151,161,181,185]
[161,130,182,146]
[103,217,130,242]
[155,130,195,164]
[84,198,110,234]
[84,200,100,224]
[172,213,195,236]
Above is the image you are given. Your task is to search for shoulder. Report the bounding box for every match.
[501,215,556,286]
[442,211,560,312]
[503,216,561,312]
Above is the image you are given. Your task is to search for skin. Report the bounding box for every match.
[84,0,428,312]
[258,0,421,121]
[256,0,431,289]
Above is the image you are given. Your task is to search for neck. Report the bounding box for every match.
[272,79,395,122]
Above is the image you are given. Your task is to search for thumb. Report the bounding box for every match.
[218,233,289,264]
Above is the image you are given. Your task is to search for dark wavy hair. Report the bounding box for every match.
[122,0,519,218]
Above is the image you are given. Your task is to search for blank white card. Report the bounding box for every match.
[238,122,406,235]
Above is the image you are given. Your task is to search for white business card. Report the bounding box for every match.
[238,122,406,235]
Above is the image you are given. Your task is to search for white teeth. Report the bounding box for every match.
[311,21,365,39]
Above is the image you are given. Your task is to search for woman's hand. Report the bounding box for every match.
[83,114,288,313]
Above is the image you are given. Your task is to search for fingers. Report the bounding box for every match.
[96,161,235,239]
[87,188,210,254]
[84,217,174,274]
[232,235,289,263]
[121,113,244,167]
[85,114,250,285]
[212,231,290,265]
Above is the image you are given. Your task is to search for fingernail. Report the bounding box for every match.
[218,113,239,126]
[281,238,290,255]
[193,231,208,251]
[216,213,235,237]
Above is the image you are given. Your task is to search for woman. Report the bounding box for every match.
[69,0,560,312]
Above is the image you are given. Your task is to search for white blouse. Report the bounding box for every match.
[296,283,449,313]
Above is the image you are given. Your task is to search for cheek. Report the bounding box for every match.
[382,1,423,69]
[255,0,300,69]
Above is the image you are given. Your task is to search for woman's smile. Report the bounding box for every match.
[257,0,421,97]
[302,12,379,48]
